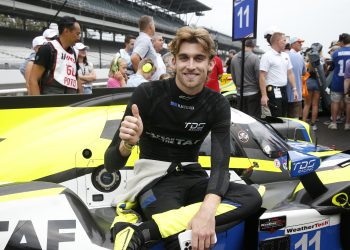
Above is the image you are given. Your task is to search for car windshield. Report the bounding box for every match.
[230,109,290,158]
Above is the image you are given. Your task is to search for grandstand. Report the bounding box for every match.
[0,0,241,70]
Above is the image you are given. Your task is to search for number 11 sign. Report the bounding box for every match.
[232,0,258,41]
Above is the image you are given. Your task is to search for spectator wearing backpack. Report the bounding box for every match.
[28,16,82,95]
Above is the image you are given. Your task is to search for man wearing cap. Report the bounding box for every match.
[19,36,47,94]
[287,37,306,118]
[328,33,350,129]
[43,28,58,41]
[29,16,82,95]
[259,32,298,117]
[230,39,261,118]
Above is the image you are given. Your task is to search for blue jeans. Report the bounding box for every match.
[83,85,92,94]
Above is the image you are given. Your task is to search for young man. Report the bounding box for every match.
[29,16,81,95]
[118,35,136,76]
[105,26,262,250]
[259,32,298,117]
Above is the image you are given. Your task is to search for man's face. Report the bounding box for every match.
[153,36,164,53]
[174,42,214,95]
[291,41,302,52]
[126,39,135,51]
[66,22,81,46]
[276,35,287,52]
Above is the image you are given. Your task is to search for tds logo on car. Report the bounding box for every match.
[288,151,321,177]
[291,159,320,176]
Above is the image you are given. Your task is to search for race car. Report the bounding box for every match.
[220,73,237,107]
[0,89,348,203]
[0,89,349,249]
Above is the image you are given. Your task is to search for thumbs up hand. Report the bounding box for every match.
[119,104,143,146]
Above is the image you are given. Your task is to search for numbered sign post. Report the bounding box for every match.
[232,0,258,41]
[232,0,258,111]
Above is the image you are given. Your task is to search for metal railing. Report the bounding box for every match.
[0,80,108,96]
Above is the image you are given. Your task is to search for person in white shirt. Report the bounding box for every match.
[118,35,136,76]
[131,16,157,76]
[75,42,96,94]
[151,33,166,80]
[20,36,47,94]
[259,32,298,117]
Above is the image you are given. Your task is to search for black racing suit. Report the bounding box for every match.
[105,78,262,247]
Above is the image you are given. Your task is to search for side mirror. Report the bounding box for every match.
[293,127,311,142]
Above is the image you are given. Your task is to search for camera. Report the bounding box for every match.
[307,43,323,68]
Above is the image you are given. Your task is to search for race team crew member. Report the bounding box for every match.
[29,16,82,95]
[105,26,262,250]
[259,32,298,117]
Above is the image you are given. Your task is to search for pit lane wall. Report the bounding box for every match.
[0,69,109,96]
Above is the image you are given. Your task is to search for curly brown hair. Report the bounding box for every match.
[168,26,216,60]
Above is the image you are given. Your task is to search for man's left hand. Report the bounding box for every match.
[293,89,298,100]
[188,194,220,250]
[188,209,216,250]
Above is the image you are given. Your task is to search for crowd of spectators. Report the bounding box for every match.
[19,15,350,131]
[228,30,350,131]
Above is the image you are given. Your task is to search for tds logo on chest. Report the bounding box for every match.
[185,122,206,131]
[0,219,76,249]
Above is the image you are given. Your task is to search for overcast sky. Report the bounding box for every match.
[187,0,349,57]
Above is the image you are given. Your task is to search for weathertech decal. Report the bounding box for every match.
[259,216,286,233]
[285,219,329,234]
